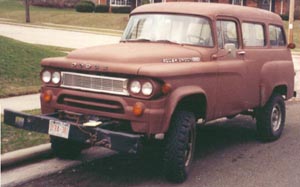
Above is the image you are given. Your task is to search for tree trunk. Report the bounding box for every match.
[25,0,30,23]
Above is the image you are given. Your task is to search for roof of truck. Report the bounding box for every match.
[131,2,282,24]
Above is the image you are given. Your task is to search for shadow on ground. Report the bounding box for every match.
[23,116,258,187]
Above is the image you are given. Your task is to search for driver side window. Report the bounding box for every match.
[216,20,239,49]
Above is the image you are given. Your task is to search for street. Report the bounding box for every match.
[21,101,300,187]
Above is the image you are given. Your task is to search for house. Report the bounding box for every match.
[147,0,294,16]
[105,0,299,18]
[30,0,299,19]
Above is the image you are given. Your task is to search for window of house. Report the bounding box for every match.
[242,23,265,47]
[216,20,239,49]
[269,25,286,46]
[231,0,243,5]
[110,0,131,6]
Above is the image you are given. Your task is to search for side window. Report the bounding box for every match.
[216,20,239,49]
[242,22,265,47]
[269,25,286,46]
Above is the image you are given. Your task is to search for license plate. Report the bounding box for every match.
[48,120,70,139]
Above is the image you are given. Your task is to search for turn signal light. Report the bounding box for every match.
[133,102,144,117]
[43,90,53,103]
[162,83,172,94]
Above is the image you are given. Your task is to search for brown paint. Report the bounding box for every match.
[40,2,294,135]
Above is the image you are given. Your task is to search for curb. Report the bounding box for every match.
[1,147,115,187]
[1,143,52,168]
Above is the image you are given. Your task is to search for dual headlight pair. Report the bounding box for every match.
[129,80,153,96]
[41,70,61,84]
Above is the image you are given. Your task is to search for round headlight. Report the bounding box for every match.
[142,82,153,96]
[130,80,141,94]
[42,71,51,83]
[52,71,61,84]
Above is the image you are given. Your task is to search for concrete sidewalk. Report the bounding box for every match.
[0,94,40,114]
[0,23,120,49]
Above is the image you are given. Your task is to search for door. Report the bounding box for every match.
[214,18,248,118]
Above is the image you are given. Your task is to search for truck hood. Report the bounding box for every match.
[42,42,202,75]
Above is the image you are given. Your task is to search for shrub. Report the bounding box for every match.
[75,1,95,13]
[111,6,131,14]
[80,0,95,8]
[280,14,289,21]
[95,5,109,13]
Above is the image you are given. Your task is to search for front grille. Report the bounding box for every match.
[61,72,129,96]
[58,95,124,114]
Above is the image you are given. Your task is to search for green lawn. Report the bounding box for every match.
[1,109,50,154]
[0,0,129,31]
[0,36,66,98]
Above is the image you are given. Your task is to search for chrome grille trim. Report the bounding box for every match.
[61,72,129,96]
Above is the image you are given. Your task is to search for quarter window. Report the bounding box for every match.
[269,25,286,46]
[216,20,239,49]
[242,23,265,47]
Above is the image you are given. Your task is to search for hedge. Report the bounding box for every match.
[95,5,109,13]
[75,1,95,13]
[111,6,131,14]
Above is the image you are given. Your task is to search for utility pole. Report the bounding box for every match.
[288,0,295,44]
[25,0,30,23]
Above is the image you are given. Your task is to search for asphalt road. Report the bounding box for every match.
[21,101,300,187]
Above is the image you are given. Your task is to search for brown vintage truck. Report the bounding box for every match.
[4,2,296,183]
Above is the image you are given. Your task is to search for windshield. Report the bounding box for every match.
[121,14,213,47]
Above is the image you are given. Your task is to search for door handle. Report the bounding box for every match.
[238,51,246,55]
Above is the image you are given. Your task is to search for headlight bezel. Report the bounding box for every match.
[128,78,161,99]
[41,69,61,85]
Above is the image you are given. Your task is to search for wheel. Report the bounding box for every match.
[256,94,286,142]
[163,111,196,183]
[50,136,86,159]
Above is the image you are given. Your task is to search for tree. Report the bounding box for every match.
[25,0,30,23]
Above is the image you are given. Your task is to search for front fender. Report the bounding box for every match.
[159,86,207,133]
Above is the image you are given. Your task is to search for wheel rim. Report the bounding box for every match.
[184,129,195,167]
[271,103,282,132]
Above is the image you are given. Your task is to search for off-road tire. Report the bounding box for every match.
[256,94,286,142]
[163,111,196,183]
[50,136,86,159]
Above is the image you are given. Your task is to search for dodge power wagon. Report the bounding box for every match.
[4,2,296,183]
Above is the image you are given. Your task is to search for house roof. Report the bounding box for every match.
[131,2,282,24]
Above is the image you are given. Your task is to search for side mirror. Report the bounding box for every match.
[224,43,236,58]
[287,43,296,49]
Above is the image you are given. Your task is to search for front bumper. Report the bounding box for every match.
[4,109,142,154]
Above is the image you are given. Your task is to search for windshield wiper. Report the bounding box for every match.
[154,40,181,45]
[123,38,152,42]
